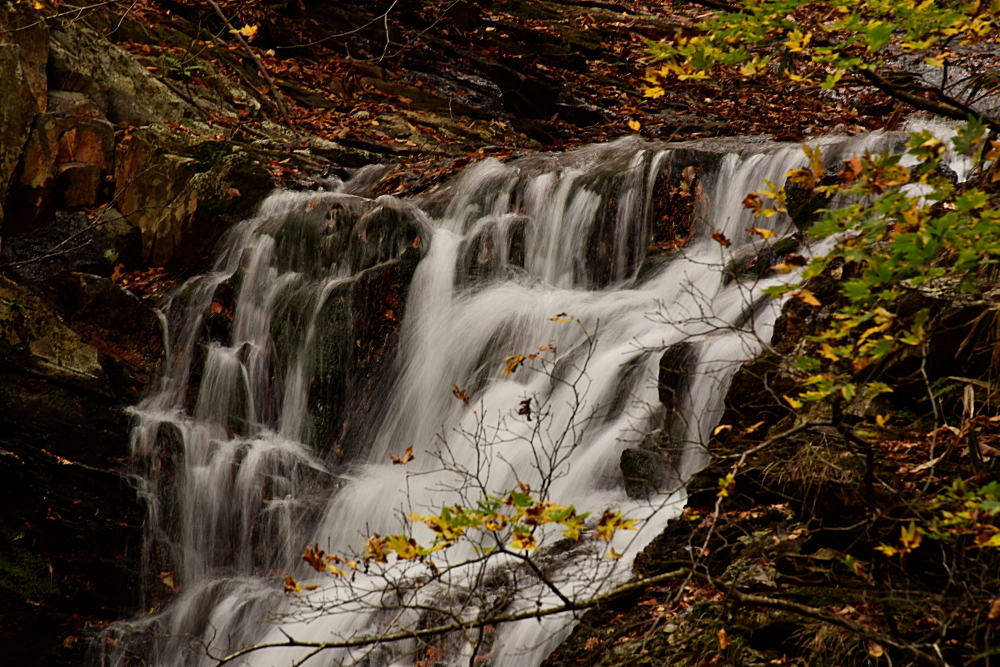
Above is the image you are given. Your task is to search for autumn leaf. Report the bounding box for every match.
[301,544,328,573]
[549,312,574,322]
[627,120,641,131]
[518,398,532,421]
[791,289,822,306]
[231,24,259,41]
[503,355,526,375]
[988,599,1000,627]
[718,628,730,649]
[390,446,415,465]
[712,424,733,436]
[711,230,731,247]
[866,642,884,658]
[283,574,302,594]
[747,226,776,240]
[159,572,175,590]
[451,384,470,403]
[607,546,624,559]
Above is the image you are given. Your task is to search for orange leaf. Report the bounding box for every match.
[711,230,731,247]
[390,446,415,465]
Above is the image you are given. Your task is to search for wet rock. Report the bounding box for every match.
[1,208,141,282]
[659,341,698,434]
[723,234,802,285]
[0,365,143,667]
[621,447,676,499]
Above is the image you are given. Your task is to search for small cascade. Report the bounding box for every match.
[105,133,894,667]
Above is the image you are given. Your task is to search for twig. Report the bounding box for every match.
[204,0,293,128]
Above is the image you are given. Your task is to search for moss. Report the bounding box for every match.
[0,527,58,601]
[185,140,235,173]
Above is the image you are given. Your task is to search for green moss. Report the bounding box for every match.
[185,140,235,173]
[0,527,58,601]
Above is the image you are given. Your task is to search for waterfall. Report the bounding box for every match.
[105,133,893,667]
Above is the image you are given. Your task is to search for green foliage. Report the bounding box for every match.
[295,485,638,588]
[643,0,1000,128]
[758,121,1000,404]
[644,0,997,86]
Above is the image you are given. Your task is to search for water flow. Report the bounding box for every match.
[111,133,893,667]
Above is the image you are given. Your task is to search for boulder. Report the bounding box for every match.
[115,128,199,265]
[0,275,107,392]
[621,447,678,499]
[0,3,48,111]
[47,19,194,127]
[43,273,163,389]
[0,44,37,225]
[57,162,101,208]
[47,90,103,119]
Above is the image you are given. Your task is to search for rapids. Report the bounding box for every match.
[106,133,894,667]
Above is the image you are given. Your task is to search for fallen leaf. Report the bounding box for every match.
[711,230,731,247]
[628,119,641,131]
[718,628,730,649]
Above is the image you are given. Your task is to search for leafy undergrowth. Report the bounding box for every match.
[546,281,1000,667]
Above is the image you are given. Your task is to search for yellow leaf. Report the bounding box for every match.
[283,574,302,594]
[875,545,898,556]
[231,24,259,41]
[712,424,733,437]
[502,355,526,375]
[783,395,803,409]
[607,546,624,559]
[747,226,776,240]
[643,86,666,99]
[718,628,731,649]
[791,289,822,306]
[924,55,945,67]
[867,642,884,658]
[975,532,1000,548]
[628,120,641,131]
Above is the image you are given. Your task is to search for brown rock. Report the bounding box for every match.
[16,113,62,189]
[47,90,103,119]
[0,44,37,222]
[57,116,116,171]
[57,162,101,208]
[114,128,198,264]
[0,3,48,112]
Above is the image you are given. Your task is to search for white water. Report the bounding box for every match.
[108,133,893,667]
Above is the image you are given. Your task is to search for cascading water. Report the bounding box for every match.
[105,133,895,667]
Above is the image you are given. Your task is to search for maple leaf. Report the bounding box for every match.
[390,446,415,465]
